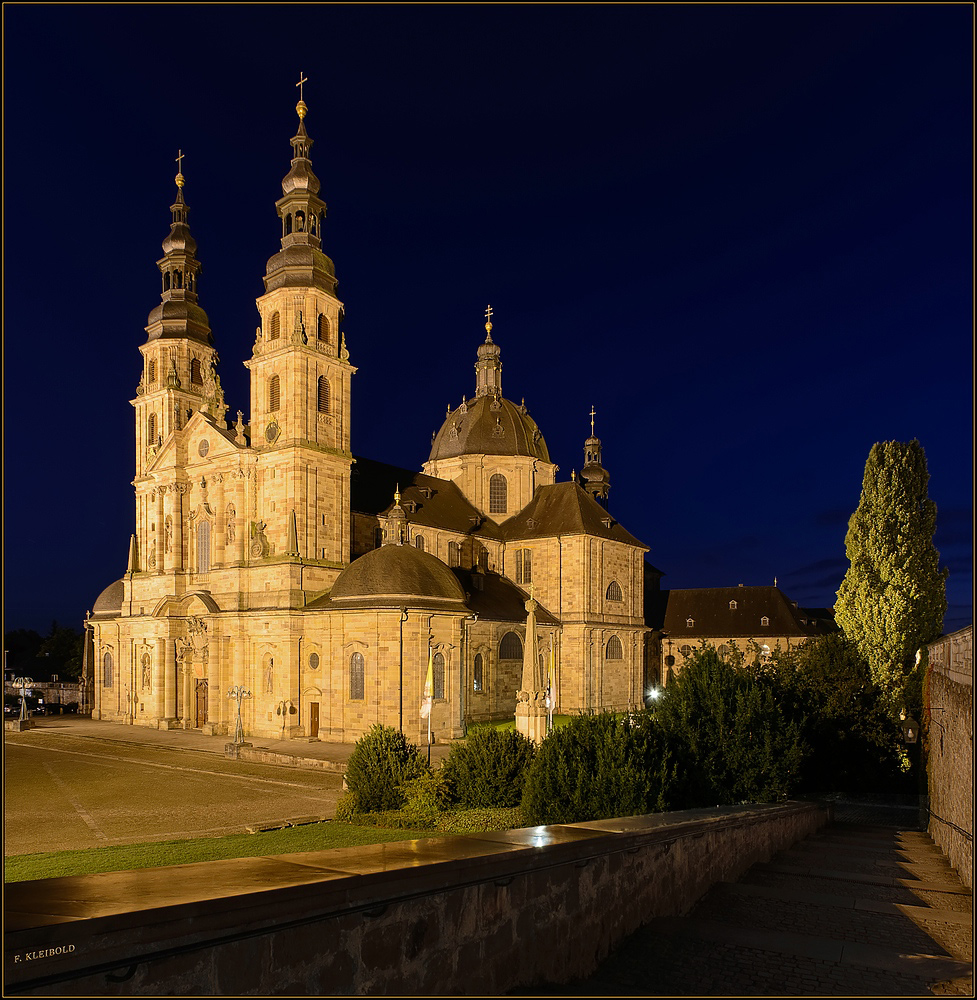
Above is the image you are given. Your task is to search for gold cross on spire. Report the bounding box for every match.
[296,71,308,101]
[484,303,493,335]
[295,72,309,119]
[175,149,185,187]
[590,406,596,435]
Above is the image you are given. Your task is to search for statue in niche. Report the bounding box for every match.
[164,516,173,553]
[225,504,236,544]
[141,654,152,689]
[265,658,274,693]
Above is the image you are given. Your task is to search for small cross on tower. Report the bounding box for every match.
[590,406,596,436]
[296,71,308,101]
[175,149,185,187]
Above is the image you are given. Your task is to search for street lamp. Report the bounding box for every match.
[227,686,251,745]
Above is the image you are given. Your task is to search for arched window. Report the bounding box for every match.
[148,359,157,383]
[147,413,157,445]
[718,644,729,659]
[414,535,425,552]
[174,271,182,289]
[489,474,507,514]
[285,214,293,236]
[197,521,211,574]
[499,631,523,660]
[317,375,330,413]
[448,541,461,568]
[295,210,306,232]
[269,375,281,412]
[515,548,532,585]
[103,651,114,687]
[187,273,193,291]
[349,652,365,700]
[606,580,623,602]
[433,651,445,699]
[317,314,330,342]
[473,652,484,693]
[190,358,203,385]
[606,635,623,660]
[269,312,281,340]
[163,272,171,291]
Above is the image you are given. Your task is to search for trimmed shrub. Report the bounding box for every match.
[343,724,427,813]
[521,713,677,825]
[442,727,537,808]
[401,770,452,828]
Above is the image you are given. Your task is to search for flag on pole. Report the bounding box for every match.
[420,646,434,720]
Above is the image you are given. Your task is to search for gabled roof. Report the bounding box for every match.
[654,586,838,638]
[350,456,501,538]
[500,480,647,549]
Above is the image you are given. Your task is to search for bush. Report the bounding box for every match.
[654,648,807,806]
[521,713,677,825]
[442,727,537,808]
[401,770,452,828]
[343,725,427,813]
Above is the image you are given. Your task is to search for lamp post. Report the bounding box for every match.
[13,676,33,722]
[227,686,251,745]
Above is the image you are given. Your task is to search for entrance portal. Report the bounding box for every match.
[309,701,320,738]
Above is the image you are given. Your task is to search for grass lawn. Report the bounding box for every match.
[3,821,440,884]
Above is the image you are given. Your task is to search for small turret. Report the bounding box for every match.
[580,406,610,505]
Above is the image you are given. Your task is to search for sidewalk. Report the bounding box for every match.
[14,714,452,769]
[527,817,973,996]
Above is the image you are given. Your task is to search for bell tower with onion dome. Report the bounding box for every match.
[244,75,356,571]
[133,154,224,481]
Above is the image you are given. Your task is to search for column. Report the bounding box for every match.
[164,638,177,721]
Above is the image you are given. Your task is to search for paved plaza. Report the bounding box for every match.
[3,717,359,856]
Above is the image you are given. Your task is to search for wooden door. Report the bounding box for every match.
[195,680,208,727]
[309,701,320,738]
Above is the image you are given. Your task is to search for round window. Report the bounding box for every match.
[309,652,319,670]
[679,645,691,657]
[198,439,210,457]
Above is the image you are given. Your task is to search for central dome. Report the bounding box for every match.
[428,394,550,462]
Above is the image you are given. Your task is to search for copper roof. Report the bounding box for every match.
[428,394,550,462]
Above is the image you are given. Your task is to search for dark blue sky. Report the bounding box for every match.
[4,5,972,635]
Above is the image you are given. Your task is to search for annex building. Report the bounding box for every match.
[87,95,832,744]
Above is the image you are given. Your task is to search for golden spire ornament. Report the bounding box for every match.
[295,71,308,119]
[175,149,185,188]
[484,303,494,336]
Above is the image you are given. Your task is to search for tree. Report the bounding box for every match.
[835,440,948,702]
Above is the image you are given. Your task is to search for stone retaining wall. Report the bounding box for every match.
[5,802,827,996]
[927,625,973,888]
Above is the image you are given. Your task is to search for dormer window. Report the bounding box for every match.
[687,617,695,628]
[761,616,770,627]
[729,600,738,610]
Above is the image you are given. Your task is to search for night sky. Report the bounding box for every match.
[4,5,972,636]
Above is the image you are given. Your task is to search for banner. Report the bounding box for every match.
[420,646,434,719]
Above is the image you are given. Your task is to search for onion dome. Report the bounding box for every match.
[330,546,467,607]
[145,155,212,345]
[263,88,337,296]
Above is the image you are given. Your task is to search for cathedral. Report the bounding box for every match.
[87,93,660,743]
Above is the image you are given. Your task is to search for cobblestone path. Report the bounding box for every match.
[523,818,973,996]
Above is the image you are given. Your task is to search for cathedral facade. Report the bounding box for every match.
[87,96,658,743]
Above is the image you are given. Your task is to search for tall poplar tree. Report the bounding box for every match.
[835,439,948,700]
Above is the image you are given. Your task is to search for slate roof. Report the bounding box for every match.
[651,586,839,638]
[350,456,501,538]
[500,481,647,549]
[428,394,550,462]
[91,579,124,618]
[452,568,560,625]
[312,544,469,612]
